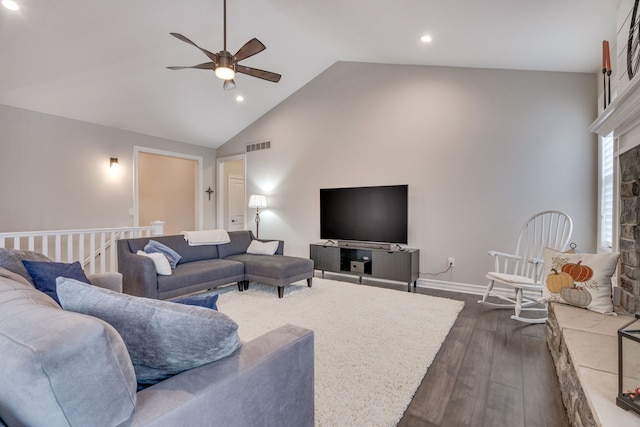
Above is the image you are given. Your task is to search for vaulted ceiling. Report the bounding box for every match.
[0,0,618,148]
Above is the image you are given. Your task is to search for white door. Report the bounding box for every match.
[228,174,245,231]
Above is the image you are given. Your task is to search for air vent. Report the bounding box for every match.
[246,141,271,153]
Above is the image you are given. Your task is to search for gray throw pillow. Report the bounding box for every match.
[0,248,50,284]
[56,277,242,386]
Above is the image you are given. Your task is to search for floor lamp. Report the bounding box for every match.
[248,195,267,238]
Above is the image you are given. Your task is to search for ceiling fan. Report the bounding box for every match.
[167,0,281,90]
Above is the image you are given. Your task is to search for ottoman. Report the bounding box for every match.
[226,254,314,298]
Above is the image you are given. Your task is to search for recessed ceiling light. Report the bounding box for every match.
[420,35,432,43]
[236,95,244,102]
[2,0,19,11]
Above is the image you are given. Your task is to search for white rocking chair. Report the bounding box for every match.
[478,210,573,324]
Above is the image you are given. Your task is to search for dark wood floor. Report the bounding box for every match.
[338,277,568,427]
[397,287,568,427]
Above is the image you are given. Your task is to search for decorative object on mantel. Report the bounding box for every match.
[205,186,214,201]
[627,0,640,80]
[617,313,640,416]
[603,40,612,109]
[607,42,612,105]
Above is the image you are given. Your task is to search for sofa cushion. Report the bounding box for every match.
[0,266,33,287]
[57,277,242,386]
[157,258,245,293]
[0,276,137,427]
[145,239,182,269]
[227,254,314,279]
[217,230,254,258]
[22,260,91,303]
[125,234,219,264]
[0,248,50,285]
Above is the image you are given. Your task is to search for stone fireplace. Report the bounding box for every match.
[620,147,640,313]
[590,74,640,315]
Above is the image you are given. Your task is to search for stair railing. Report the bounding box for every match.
[0,221,164,274]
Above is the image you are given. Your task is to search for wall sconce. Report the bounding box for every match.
[248,194,267,238]
[110,157,119,170]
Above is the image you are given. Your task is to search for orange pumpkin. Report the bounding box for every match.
[546,269,574,294]
[561,261,593,282]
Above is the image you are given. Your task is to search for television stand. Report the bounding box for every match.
[309,242,420,291]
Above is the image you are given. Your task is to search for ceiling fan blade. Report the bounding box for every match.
[233,38,266,63]
[170,32,219,63]
[167,62,216,71]
[236,64,281,83]
[223,79,236,91]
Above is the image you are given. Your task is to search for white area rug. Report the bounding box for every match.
[216,279,464,427]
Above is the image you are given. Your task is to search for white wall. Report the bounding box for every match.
[0,104,217,232]
[217,61,598,287]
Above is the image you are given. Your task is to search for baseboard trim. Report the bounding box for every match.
[313,272,541,300]
[416,278,541,300]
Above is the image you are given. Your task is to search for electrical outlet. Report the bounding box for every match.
[448,257,455,268]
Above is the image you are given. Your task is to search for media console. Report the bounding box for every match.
[309,242,420,292]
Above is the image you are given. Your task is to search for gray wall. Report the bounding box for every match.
[0,104,217,232]
[217,61,598,287]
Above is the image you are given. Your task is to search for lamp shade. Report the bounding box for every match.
[248,194,267,208]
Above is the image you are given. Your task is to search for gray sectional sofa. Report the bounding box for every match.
[117,230,314,299]
[0,249,315,427]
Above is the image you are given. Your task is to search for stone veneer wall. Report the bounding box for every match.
[619,145,640,314]
[546,304,595,427]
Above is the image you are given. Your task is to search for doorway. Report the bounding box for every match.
[134,146,203,235]
[217,155,246,231]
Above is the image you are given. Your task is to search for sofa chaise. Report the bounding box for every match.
[117,230,314,299]
[0,249,315,427]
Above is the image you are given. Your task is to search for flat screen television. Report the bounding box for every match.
[320,185,408,244]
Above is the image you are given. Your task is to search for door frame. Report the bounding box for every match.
[133,146,203,230]
[216,154,246,229]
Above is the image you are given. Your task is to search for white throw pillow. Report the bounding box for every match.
[541,248,619,314]
[246,240,279,255]
[137,250,172,275]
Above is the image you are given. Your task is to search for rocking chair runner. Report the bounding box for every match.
[478,210,573,324]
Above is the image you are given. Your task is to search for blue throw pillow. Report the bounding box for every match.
[144,240,181,269]
[171,294,218,311]
[22,260,90,304]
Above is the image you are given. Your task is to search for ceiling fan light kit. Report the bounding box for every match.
[215,68,235,81]
[168,0,281,90]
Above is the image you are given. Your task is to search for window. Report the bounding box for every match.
[600,133,614,249]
